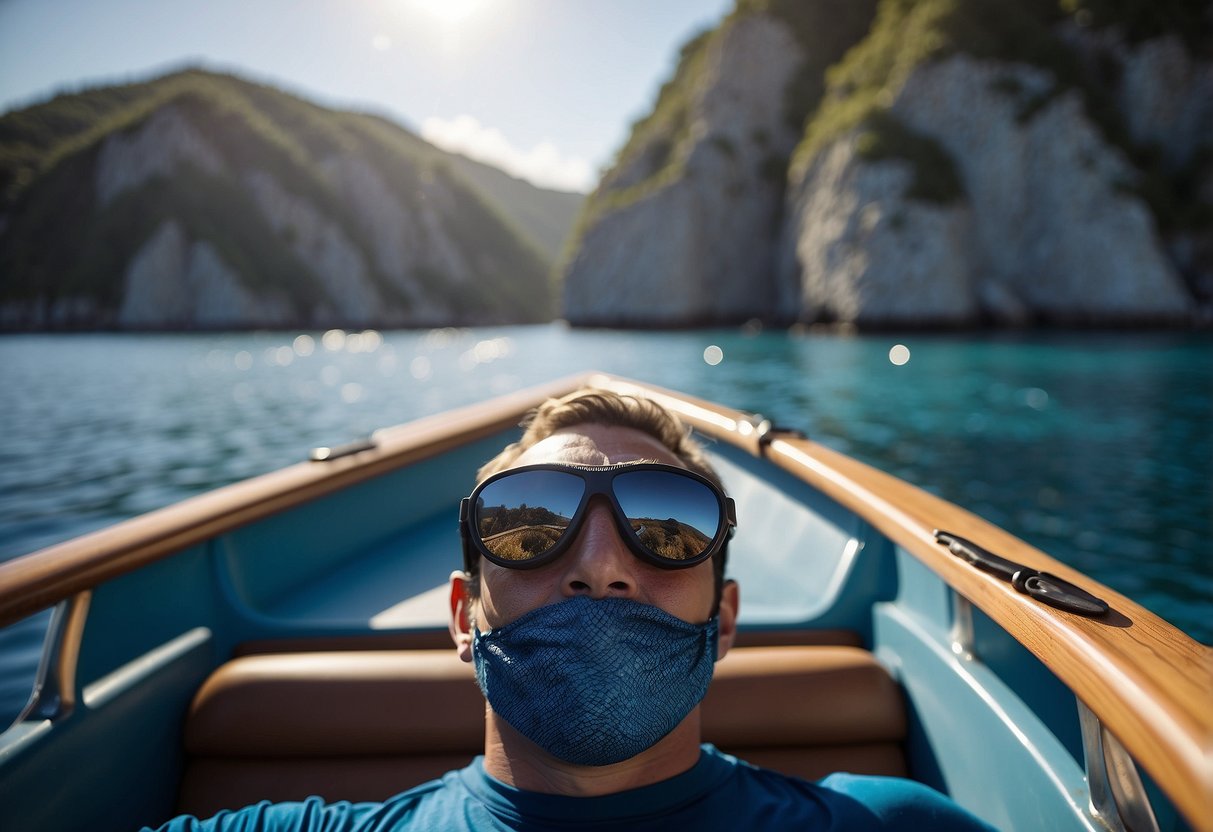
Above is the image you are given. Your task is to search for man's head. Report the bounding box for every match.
[458,388,731,608]
[448,387,740,777]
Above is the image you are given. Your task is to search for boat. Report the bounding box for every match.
[0,372,1208,831]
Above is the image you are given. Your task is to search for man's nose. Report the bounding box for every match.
[562,497,637,599]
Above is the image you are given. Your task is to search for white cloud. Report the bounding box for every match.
[420,114,593,194]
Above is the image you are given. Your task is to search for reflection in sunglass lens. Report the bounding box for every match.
[613,471,720,562]
[475,470,585,561]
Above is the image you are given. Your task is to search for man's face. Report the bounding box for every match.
[471,423,720,632]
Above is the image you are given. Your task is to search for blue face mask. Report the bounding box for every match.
[472,595,719,766]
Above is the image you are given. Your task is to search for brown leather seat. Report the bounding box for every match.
[179,650,484,818]
[702,646,907,782]
[178,645,906,818]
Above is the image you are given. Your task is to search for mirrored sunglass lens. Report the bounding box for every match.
[475,471,584,561]
[613,471,720,561]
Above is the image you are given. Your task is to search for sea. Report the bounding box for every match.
[0,326,1210,724]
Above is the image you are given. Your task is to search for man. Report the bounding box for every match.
[150,389,995,831]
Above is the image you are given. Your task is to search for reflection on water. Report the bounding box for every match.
[0,327,1209,653]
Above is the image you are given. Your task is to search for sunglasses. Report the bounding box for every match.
[460,463,737,572]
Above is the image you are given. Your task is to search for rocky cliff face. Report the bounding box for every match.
[0,70,573,331]
[776,135,976,326]
[240,167,386,325]
[779,54,1193,326]
[563,0,1213,328]
[564,12,806,325]
[119,220,294,327]
[1086,31,1213,305]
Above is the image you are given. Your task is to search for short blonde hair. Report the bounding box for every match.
[477,387,721,485]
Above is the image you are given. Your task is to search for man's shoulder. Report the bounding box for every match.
[709,750,994,831]
[143,771,463,832]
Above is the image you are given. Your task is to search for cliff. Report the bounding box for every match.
[563,0,1213,328]
[0,70,582,331]
[563,0,878,326]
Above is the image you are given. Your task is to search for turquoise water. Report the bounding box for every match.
[0,328,1209,709]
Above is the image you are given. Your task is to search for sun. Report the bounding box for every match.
[407,0,485,27]
[382,0,496,53]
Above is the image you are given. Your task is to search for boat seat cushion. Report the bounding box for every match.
[178,644,907,817]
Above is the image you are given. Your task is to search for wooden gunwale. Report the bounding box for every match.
[595,374,1213,832]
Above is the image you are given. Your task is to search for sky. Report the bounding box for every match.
[0,0,736,193]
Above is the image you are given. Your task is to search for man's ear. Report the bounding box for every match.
[448,570,475,663]
[715,579,739,661]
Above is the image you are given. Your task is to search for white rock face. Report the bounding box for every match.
[97,122,518,328]
[777,138,975,325]
[118,220,293,327]
[119,221,193,325]
[95,106,224,206]
[188,241,293,327]
[563,185,704,323]
[900,56,1189,320]
[319,154,478,321]
[242,169,384,324]
[780,54,1194,325]
[320,154,433,308]
[564,13,806,324]
[322,153,419,283]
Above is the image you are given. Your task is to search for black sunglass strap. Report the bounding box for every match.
[458,498,477,574]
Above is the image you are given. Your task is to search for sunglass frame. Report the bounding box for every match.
[459,462,736,573]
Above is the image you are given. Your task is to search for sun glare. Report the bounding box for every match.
[407,0,484,27]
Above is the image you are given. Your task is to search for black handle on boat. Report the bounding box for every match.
[309,437,377,462]
[744,414,807,449]
[934,530,1109,617]
[757,424,807,448]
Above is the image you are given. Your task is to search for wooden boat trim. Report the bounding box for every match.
[1,371,1208,826]
[593,374,1212,830]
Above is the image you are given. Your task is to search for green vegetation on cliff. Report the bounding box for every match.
[0,80,154,206]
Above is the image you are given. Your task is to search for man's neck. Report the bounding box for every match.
[481,708,705,797]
